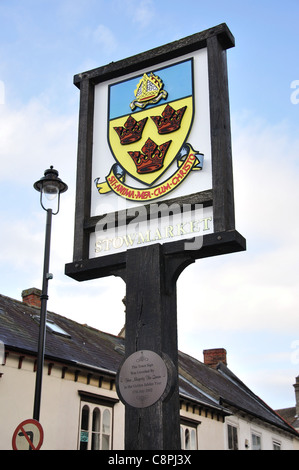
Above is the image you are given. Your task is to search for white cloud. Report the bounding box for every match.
[0,96,77,309]
[0,81,4,105]
[115,0,155,30]
[0,99,77,185]
[0,214,43,268]
[92,24,118,54]
[239,367,297,410]
[177,115,299,338]
[132,0,155,28]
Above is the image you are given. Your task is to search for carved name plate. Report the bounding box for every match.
[117,350,168,408]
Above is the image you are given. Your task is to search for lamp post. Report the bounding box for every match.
[33,166,67,422]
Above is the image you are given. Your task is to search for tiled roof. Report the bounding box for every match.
[276,407,299,430]
[178,350,298,435]
[0,293,123,374]
[0,292,298,438]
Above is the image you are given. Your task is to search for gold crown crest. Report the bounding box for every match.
[130,72,167,110]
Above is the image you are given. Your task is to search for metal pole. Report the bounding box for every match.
[33,208,52,422]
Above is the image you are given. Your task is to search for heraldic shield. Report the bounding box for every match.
[96,58,203,201]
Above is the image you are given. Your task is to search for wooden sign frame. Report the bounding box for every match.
[65,24,246,451]
[65,23,246,283]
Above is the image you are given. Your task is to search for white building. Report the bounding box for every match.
[1,288,298,450]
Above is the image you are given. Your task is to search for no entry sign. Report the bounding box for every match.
[12,419,44,450]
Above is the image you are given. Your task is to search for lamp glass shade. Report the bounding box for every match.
[34,166,68,214]
[42,182,59,200]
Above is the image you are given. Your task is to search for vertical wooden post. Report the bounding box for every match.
[207,34,235,233]
[124,243,181,450]
[73,78,94,261]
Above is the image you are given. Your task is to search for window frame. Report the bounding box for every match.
[180,418,199,450]
[79,402,112,450]
[78,392,118,450]
[272,440,281,450]
[33,315,71,338]
[251,431,262,450]
[227,423,238,450]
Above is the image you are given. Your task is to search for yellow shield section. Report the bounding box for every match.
[108,96,193,186]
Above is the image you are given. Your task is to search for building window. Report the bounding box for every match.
[227,424,238,450]
[180,424,197,450]
[251,432,262,450]
[46,319,71,337]
[80,405,89,450]
[33,315,71,338]
[273,440,281,450]
[79,403,112,450]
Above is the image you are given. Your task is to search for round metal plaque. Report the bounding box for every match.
[117,350,168,408]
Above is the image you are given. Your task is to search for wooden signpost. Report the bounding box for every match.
[65,23,246,450]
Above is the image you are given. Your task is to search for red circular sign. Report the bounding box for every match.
[12,419,44,450]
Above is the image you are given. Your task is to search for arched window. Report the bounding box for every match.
[79,405,90,450]
[102,409,111,450]
[91,408,101,450]
[185,428,190,449]
[180,423,198,450]
[79,402,112,450]
[190,428,196,449]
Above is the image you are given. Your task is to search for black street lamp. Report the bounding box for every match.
[33,166,67,422]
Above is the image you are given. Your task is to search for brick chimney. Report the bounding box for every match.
[203,348,227,369]
[294,376,299,416]
[21,288,41,308]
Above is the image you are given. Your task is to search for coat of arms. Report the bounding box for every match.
[95,59,203,201]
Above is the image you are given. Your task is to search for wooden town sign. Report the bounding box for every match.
[65,23,246,450]
[65,22,246,285]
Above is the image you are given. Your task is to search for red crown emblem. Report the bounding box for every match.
[151,104,187,134]
[128,138,171,174]
[114,115,148,144]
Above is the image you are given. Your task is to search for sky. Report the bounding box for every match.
[0,0,298,411]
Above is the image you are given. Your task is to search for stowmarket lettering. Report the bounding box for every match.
[93,211,213,256]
